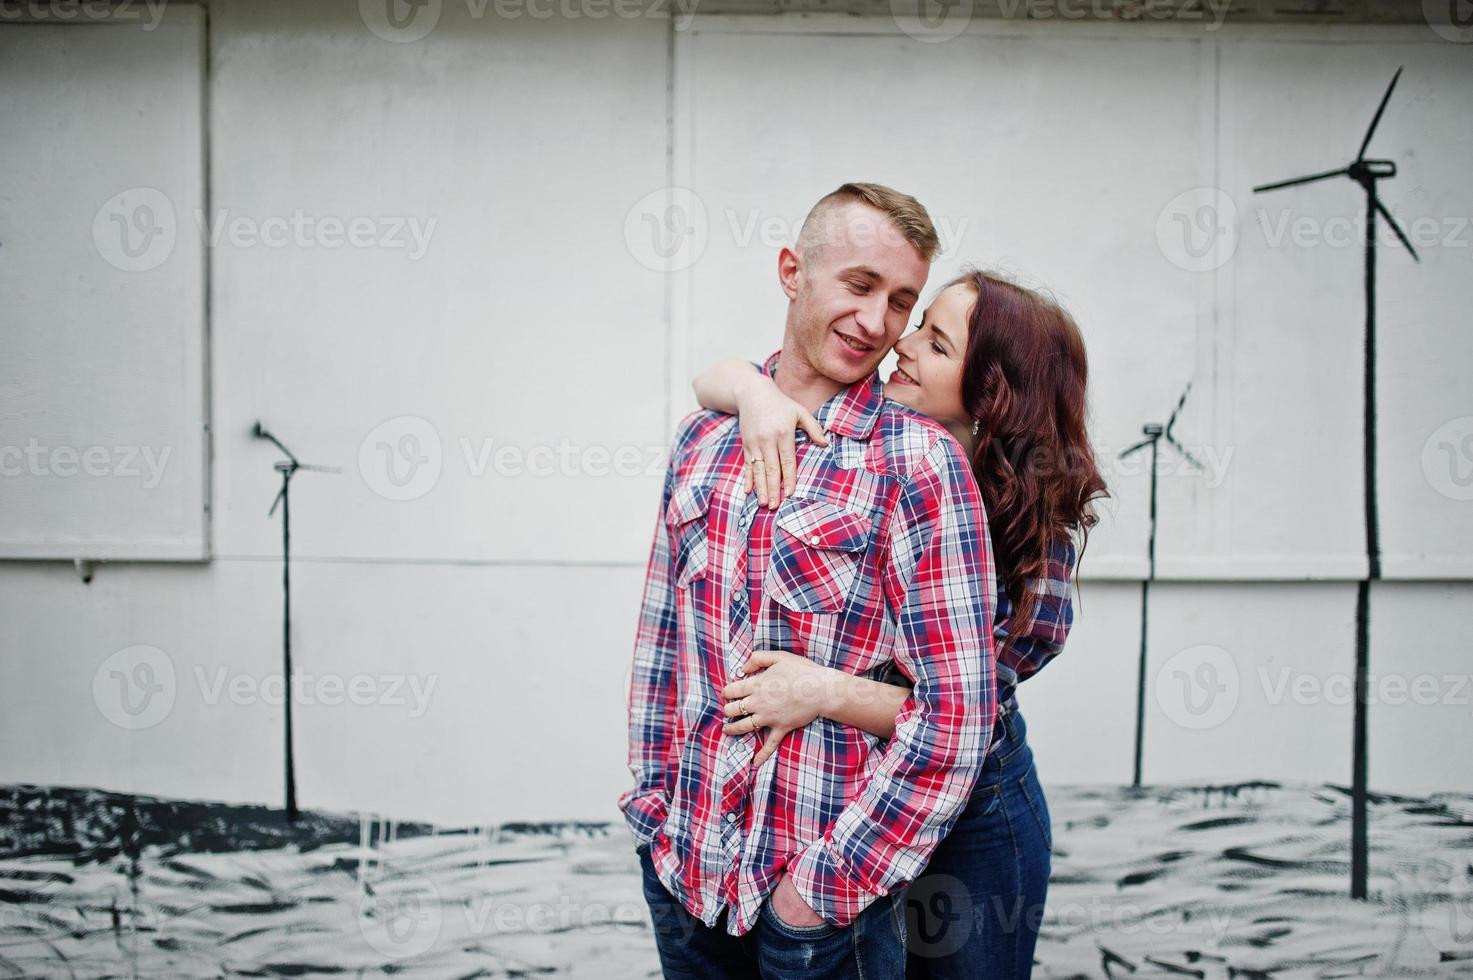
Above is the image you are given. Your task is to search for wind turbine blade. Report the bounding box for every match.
[1374,198,1422,262]
[1253,168,1351,194]
[1166,434,1203,470]
[1356,66,1403,163]
[1119,437,1155,459]
[1164,385,1201,468]
[1166,383,1193,437]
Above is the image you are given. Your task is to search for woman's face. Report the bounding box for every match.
[884,282,974,428]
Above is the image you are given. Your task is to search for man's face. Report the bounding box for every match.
[785,203,930,387]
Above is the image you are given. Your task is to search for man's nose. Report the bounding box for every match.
[853,294,889,338]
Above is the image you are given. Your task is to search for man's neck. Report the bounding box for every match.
[772,341,848,416]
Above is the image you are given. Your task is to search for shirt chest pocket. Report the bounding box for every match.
[666,482,714,589]
[764,497,873,615]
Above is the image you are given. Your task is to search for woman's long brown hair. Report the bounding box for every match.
[952,269,1109,639]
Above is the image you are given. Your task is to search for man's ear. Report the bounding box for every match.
[777,246,801,301]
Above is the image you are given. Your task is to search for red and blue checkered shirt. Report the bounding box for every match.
[619,349,998,934]
[878,534,1077,743]
[994,537,1077,721]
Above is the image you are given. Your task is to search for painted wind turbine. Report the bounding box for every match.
[1119,383,1200,790]
[1252,66,1420,901]
[253,422,341,823]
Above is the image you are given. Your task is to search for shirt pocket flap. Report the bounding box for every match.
[773,497,872,553]
[666,482,714,526]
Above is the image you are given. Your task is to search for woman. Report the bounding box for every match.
[691,268,1108,979]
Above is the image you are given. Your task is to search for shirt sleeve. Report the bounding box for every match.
[996,537,1077,690]
[616,456,681,849]
[786,434,997,926]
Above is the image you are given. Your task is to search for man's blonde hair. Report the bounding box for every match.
[796,182,940,263]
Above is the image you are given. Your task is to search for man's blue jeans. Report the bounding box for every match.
[638,844,907,979]
[903,709,1052,979]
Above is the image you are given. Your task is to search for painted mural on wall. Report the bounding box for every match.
[2,782,1470,976]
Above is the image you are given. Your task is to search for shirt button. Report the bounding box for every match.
[810,536,820,545]
[725,812,738,824]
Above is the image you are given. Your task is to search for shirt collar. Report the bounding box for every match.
[760,348,884,440]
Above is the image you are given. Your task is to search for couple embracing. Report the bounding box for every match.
[620,182,1107,979]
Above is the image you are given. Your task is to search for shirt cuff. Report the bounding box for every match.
[617,787,669,849]
[784,836,882,929]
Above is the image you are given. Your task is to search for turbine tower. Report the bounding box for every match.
[1120,383,1199,789]
[1252,67,1420,900]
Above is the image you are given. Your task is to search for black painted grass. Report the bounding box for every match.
[1,783,1470,977]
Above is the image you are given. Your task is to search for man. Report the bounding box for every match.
[620,182,998,979]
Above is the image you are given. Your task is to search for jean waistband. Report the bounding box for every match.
[984,708,1030,772]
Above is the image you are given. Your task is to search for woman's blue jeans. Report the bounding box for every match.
[903,709,1052,979]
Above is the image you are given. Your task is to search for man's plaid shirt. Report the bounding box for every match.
[619,349,998,934]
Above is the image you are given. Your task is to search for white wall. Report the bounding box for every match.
[0,8,208,558]
[1,2,1469,826]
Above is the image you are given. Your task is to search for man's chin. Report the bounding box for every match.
[820,351,881,387]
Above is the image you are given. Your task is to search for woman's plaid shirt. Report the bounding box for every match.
[619,351,998,935]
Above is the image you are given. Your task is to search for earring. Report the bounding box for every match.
[971,419,980,437]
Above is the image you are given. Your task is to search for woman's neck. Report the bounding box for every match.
[944,419,978,457]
